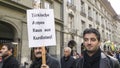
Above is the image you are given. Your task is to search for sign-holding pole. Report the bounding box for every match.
[33,0,46,65]
[42,46,46,64]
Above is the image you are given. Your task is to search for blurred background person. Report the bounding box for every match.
[0,51,3,68]
[72,51,80,59]
[115,51,120,63]
[0,43,19,68]
[61,47,75,68]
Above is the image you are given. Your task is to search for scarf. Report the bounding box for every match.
[31,58,42,68]
[83,48,101,68]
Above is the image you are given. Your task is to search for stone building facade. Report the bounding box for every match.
[0,0,63,64]
[63,0,120,54]
[0,0,120,65]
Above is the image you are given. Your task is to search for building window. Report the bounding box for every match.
[99,14,101,22]
[106,33,108,39]
[68,14,74,29]
[102,30,105,40]
[96,12,98,21]
[88,7,91,17]
[97,27,99,31]
[60,4,63,20]
[101,17,105,28]
[96,12,100,25]
[95,0,97,3]
[101,7,104,13]
[103,17,105,26]
[81,1,85,13]
[105,20,107,25]
[89,24,92,28]
[93,9,96,21]
[109,34,111,40]
[0,38,13,44]
[44,1,51,9]
[88,6,93,21]
[101,16,103,23]
[67,0,74,4]
[81,20,86,34]
[92,0,95,4]
[97,2,100,9]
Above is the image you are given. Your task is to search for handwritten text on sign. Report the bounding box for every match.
[27,9,56,47]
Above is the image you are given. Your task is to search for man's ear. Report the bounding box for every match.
[45,50,47,54]
[98,41,101,46]
[8,49,13,54]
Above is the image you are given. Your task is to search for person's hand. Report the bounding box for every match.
[41,64,49,68]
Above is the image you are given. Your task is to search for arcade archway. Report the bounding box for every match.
[0,21,18,57]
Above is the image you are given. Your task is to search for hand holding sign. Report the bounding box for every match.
[41,64,49,68]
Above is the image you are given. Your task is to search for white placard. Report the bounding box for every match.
[27,9,56,47]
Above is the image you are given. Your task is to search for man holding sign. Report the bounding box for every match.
[30,47,60,68]
[27,7,59,68]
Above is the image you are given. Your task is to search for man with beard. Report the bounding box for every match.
[61,47,75,68]
[30,47,60,68]
[75,28,120,68]
[0,43,19,68]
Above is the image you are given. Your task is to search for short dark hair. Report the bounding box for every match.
[3,43,14,54]
[83,28,101,41]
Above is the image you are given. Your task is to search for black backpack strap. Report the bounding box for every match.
[106,55,113,68]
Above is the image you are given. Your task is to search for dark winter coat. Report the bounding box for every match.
[30,54,60,68]
[75,52,120,68]
[116,53,120,63]
[61,56,75,68]
[0,61,3,68]
[2,55,19,68]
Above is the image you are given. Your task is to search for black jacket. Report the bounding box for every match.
[2,55,19,68]
[30,54,60,68]
[75,52,120,68]
[0,61,3,68]
[61,56,75,68]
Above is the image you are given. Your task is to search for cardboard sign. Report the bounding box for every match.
[27,9,56,47]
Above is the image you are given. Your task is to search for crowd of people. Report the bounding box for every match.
[0,28,120,68]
